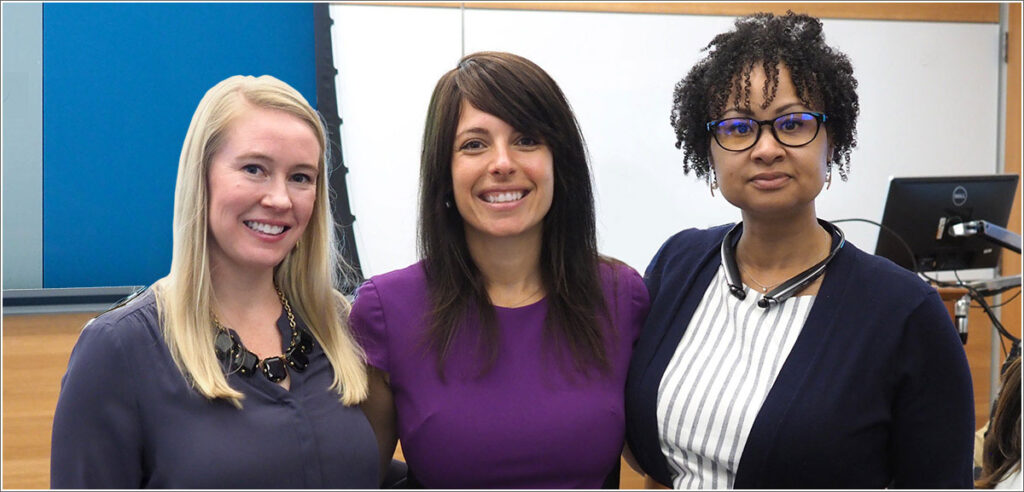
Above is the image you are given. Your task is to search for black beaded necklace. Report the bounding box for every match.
[212,288,314,383]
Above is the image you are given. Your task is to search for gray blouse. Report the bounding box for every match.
[50,289,379,488]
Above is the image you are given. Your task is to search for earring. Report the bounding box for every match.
[444,199,453,209]
[825,165,833,190]
[709,172,719,197]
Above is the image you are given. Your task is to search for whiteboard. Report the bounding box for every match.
[331,5,1000,278]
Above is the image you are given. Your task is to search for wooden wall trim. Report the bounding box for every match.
[342,2,1000,23]
[1000,3,1021,343]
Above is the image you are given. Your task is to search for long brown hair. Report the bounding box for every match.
[977,355,1021,488]
[418,51,612,378]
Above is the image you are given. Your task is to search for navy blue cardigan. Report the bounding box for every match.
[625,224,975,488]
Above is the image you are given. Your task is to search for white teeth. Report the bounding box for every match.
[244,221,285,235]
[484,191,524,203]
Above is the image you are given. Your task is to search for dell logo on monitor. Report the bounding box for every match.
[952,186,968,206]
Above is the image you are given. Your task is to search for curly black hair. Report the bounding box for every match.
[670,11,859,183]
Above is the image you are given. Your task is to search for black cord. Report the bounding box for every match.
[834,218,944,284]
[833,218,918,274]
[953,269,965,285]
[959,282,1021,344]
[833,217,1021,345]
[951,272,1020,344]
[985,288,1021,308]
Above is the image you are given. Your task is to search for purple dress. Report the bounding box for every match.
[349,261,650,488]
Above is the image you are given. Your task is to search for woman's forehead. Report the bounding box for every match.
[714,64,821,114]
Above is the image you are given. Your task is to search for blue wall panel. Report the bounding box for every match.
[43,3,315,288]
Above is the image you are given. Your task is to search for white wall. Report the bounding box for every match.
[2,2,44,288]
[331,5,1000,278]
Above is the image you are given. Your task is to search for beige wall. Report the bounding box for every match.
[1002,3,1022,355]
[360,1,999,22]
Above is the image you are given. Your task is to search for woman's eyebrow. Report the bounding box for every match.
[454,127,489,139]
[234,151,272,162]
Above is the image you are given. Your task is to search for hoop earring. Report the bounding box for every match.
[825,166,833,190]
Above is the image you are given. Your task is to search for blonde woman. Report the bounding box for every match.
[51,75,395,488]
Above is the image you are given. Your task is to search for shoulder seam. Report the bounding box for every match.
[102,310,146,456]
[366,279,391,369]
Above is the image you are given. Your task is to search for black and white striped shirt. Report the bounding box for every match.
[657,266,815,489]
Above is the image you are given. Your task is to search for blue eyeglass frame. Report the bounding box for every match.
[706,111,828,152]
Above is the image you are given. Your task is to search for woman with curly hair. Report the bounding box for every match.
[625,12,974,488]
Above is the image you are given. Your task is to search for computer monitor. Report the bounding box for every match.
[875,174,1019,272]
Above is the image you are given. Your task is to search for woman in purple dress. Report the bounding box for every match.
[349,51,650,488]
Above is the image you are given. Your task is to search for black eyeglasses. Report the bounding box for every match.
[706,112,828,152]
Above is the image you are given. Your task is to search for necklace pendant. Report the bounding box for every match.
[297,329,314,354]
[262,356,288,382]
[214,331,235,359]
[761,286,768,293]
[237,350,259,375]
[286,348,309,372]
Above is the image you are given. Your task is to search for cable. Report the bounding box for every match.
[833,218,917,274]
[950,271,1020,343]
[986,288,1021,308]
[960,281,1020,344]
[834,217,951,285]
[833,217,1021,345]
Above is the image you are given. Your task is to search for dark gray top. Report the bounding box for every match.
[50,289,379,488]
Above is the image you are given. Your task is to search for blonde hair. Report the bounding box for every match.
[154,75,368,407]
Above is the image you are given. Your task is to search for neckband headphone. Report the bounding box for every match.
[721,219,845,309]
